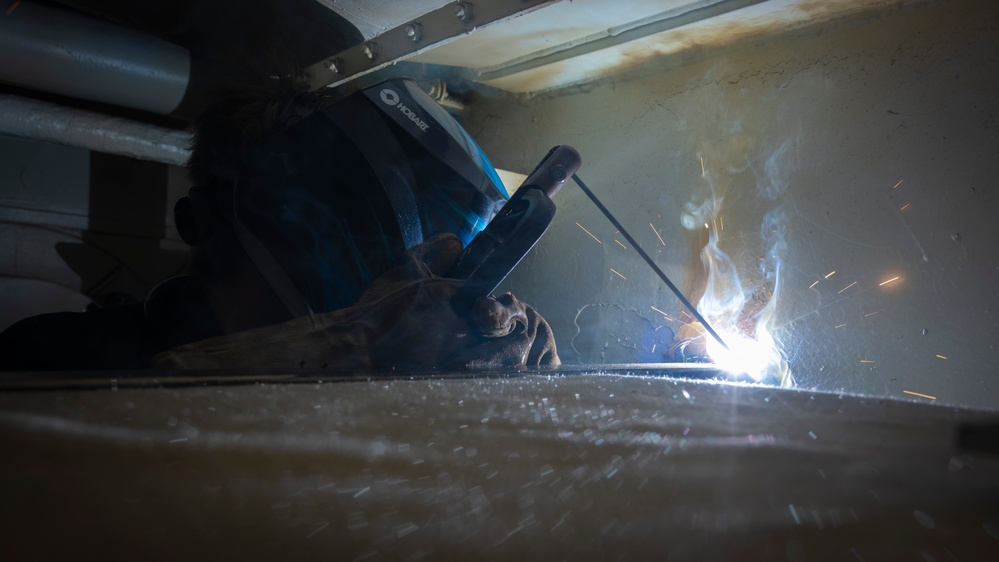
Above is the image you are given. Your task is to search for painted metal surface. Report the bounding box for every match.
[411,0,755,72]
[312,0,944,95]
[466,0,999,409]
[0,373,995,559]
[477,0,942,94]
[315,0,453,40]
[304,0,565,91]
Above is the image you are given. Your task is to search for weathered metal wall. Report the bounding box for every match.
[467,0,999,408]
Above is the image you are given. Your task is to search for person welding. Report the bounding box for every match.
[0,64,559,372]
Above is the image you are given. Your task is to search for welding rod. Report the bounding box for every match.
[572,173,729,351]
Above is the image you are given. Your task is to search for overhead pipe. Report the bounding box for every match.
[0,94,191,166]
[0,0,191,116]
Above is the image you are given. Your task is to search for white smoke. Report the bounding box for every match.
[682,133,795,386]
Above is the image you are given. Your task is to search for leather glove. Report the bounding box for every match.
[152,233,559,370]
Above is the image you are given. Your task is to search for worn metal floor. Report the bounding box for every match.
[1,369,997,560]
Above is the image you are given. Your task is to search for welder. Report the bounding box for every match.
[0,63,559,372]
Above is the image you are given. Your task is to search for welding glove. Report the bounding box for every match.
[152,233,559,371]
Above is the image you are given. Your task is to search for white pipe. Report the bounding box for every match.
[0,0,190,115]
[0,94,191,166]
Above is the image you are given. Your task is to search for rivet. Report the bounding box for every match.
[405,23,423,42]
[362,42,378,60]
[455,2,472,23]
[328,58,342,74]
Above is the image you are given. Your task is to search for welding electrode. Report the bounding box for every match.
[571,174,730,351]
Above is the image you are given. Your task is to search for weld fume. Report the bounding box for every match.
[683,138,793,385]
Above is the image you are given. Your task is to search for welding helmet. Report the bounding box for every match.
[181,78,509,318]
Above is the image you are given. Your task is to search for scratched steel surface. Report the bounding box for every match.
[1,373,997,560]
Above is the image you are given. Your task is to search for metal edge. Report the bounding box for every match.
[0,363,728,392]
[304,0,566,91]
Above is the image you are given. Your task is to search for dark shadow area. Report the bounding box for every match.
[56,152,189,306]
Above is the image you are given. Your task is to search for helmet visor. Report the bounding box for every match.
[231,78,509,315]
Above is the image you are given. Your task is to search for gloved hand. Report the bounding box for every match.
[152,233,559,371]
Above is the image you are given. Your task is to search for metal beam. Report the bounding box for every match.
[474,0,763,82]
[304,0,565,91]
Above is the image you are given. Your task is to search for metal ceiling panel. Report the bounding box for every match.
[409,0,731,70]
[477,0,938,94]
[311,0,944,95]
[305,0,563,90]
[314,0,452,39]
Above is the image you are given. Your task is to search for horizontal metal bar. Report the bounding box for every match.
[475,0,764,82]
[304,0,565,91]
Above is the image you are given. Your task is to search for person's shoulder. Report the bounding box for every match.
[0,304,152,371]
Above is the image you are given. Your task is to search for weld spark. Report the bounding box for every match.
[650,306,676,321]
[700,156,705,177]
[610,268,627,280]
[860,360,875,363]
[899,203,910,211]
[6,1,19,15]
[789,505,801,525]
[650,223,666,246]
[903,390,936,400]
[824,270,836,279]
[834,323,847,329]
[893,179,905,189]
[808,280,820,289]
[837,281,857,295]
[576,222,602,244]
[936,354,947,360]
[615,239,627,249]
[864,311,879,317]
[879,276,900,286]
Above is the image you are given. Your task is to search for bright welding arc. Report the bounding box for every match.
[571,174,729,351]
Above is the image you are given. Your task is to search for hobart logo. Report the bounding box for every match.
[379,88,430,132]
[379,88,399,106]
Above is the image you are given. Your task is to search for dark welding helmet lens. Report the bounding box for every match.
[230,78,509,316]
